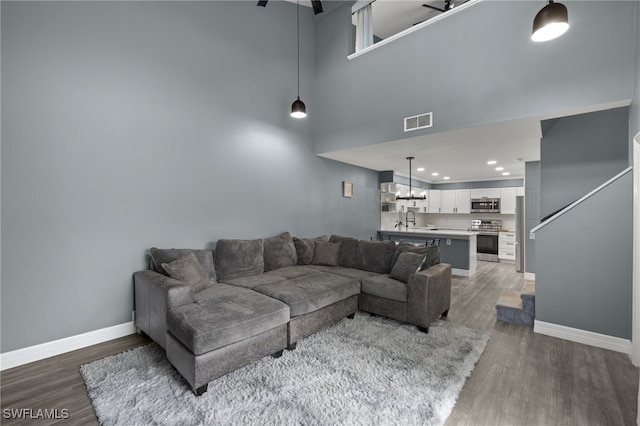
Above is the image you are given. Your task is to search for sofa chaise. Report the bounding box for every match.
[134,232,451,395]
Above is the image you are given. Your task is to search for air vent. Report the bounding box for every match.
[404,112,432,132]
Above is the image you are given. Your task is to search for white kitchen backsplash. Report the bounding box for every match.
[381,211,517,231]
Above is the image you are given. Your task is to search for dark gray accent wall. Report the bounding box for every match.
[1,2,379,353]
[313,1,637,155]
[540,107,629,218]
[524,161,541,274]
[432,179,524,190]
[535,171,633,339]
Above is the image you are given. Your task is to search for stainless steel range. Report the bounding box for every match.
[470,219,502,262]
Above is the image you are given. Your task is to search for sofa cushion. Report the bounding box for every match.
[329,235,359,268]
[311,241,341,267]
[150,248,216,283]
[214,239,264,282]
[161,252,210,293]
[253,273,360,317]
[263,232,297,272]
[293,236,328,265]
[355,240,396,274]
[361,275,408,302]
[389,252,427,283]
[266,265,319,279]
[308,265,378,282]
[222,273,287,289]
[391,244,441,269]
[168,283,290,355]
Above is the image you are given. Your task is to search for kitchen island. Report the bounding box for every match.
[378,228,477,277]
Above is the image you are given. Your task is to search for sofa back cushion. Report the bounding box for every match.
[293,235,328,265]
[329,235,359,268]
[355,240,396,274]
[311,241,341,267]
[215,239,264,282]
[263,232,297,272]
[391,244,441,269]
[149,248,216,283]
[161,252,210,292]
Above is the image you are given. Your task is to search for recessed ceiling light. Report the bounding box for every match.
[431,172,439,176]
[487,160,497,165]
[417,167,425,172]
[443,176,450,180]
[495,167,504,171]
[502,172,510,176]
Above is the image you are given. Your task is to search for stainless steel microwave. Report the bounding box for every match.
[470,198,500,213]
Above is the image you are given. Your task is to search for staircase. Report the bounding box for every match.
[495,281,535,327]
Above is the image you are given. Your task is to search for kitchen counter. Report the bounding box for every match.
[378,229,477,277]
[379,227,476,238]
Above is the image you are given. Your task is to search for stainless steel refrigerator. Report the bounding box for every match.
[515,196,525,272]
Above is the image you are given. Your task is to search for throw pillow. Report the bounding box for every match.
[389,252,427,283]
[354,240,396,274]
[293,236,327,265]
[329,235,359,268]
[161,252,210,292]
[214,239,264,282]
[149,248,216,283]
[311,241,341,267]
[263,232,297,272]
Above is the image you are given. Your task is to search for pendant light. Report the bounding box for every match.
[532,0,569,42]
[291,0,307,118]
[396,157,426,201]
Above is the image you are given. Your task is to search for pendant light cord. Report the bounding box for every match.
[297,0,300,98]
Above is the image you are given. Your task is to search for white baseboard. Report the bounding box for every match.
[534,320,631,356]
[0,322,136,371]
[452,268,470,277]
[524,272,535,281]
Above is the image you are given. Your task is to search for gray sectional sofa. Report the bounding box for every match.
[134,232,452,395]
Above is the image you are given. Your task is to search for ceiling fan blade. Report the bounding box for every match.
[257,0,268,7]
[311,0,323,15]
[422,3,445,13]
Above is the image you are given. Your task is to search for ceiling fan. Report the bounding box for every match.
[413,0,468,26]
[257,0,323,15]
[422,0,454,13]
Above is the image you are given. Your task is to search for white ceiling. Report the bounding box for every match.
[371,0,456,40]
[319,118,542,183]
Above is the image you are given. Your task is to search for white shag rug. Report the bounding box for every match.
[81,313,489,426]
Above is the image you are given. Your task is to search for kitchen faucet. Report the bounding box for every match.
[406,210,416,230]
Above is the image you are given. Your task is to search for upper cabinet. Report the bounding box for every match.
[441,189,470,214]
[470,188,501,199]
[428,189,441,213]
[500,187,518,214]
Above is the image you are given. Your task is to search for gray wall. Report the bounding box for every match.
[524,161,540,274]
[313,1,637,155]
[535,171,633,339]
[632,2,640,146]
[540,107,629,218]
[1,2,379,353]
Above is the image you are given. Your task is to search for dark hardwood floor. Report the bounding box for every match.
[1,261,637,425]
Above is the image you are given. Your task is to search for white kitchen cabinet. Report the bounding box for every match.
[441,189,470,214]
[428,189,441,213]
[470,188,501,199]
[516,187,525,196]
[500,187,517,214]
[499,231,516,261]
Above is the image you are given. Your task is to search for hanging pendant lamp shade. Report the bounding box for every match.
[291,97,307,118]
[532,0,569,42]
[291,0,307,119]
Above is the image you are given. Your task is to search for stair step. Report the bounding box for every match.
[522,281,535,296]
[496,290,523,310]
